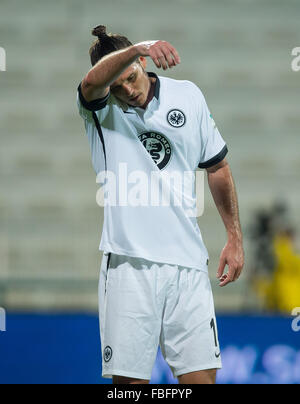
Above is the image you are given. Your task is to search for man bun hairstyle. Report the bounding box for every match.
[92,25,108,40]
[89,25,133,66]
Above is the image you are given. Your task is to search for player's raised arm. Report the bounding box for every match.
[81,25,181,103]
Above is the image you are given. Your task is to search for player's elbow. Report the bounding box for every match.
[82,72,96,89]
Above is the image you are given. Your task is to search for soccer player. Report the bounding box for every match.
[77,25,244,385]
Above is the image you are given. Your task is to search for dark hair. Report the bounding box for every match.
[89,25,133,66]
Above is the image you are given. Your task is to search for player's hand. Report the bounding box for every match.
[134,40,181,70]
[217,237,244,287]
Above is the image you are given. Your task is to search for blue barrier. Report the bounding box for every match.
[0,314,299,384]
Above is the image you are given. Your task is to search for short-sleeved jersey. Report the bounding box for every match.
[77,73,228,271]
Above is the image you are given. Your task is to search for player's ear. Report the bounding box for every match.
[139,56,147,70]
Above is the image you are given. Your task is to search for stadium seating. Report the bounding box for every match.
[0,0,299,311]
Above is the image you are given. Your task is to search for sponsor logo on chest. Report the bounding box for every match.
[138,132,172,170]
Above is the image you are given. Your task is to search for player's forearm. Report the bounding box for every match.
[207,164,243,241]
[84,46,140,91]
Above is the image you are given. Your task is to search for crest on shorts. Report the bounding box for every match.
[138,132,172,170]
[104,346,113,362]
[167,109,186,128]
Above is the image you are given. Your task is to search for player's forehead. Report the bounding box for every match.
[111,63,140,87]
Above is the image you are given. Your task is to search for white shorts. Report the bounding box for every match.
[99,252,222,380]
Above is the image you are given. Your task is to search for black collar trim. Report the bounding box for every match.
[148,72,160,99]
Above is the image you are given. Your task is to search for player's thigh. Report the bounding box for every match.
[100,253,162,380]
[178,369,217,385]
[160,267,222,378]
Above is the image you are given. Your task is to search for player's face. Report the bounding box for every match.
[110,59,151,108]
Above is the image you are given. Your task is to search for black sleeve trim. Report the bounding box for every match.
[77,83,110,111]
[198,145,228,169]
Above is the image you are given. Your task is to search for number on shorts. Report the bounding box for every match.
[210,318,218,347]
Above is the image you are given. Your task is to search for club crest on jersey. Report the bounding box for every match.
[104,346,113,362]
[138,132,172,170]
[167,109,186,128]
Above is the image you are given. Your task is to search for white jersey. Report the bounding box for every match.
[77,73,228,271]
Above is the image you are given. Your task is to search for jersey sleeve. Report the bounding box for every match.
[76,83,108,175]
[76,82,110,122]
[197,88,228,169]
